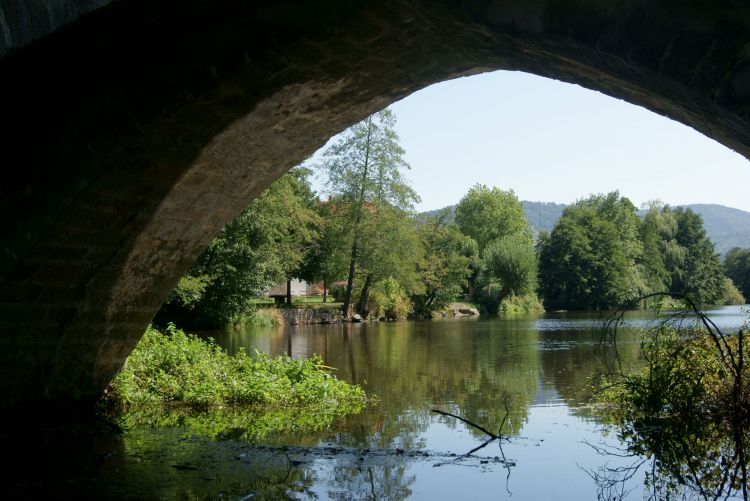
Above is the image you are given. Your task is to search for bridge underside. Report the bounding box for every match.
[1,0,749,412]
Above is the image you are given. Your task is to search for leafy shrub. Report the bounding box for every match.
[365,277,411,319]
[104,324,367,410]
[232,307,282,327]
[499,293,544,314]
[330,282,350,302]
[640,294,686,311]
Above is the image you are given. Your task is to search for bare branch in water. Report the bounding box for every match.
[431,406,514,495]
[431,408,503,441]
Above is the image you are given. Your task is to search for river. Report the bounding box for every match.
[11,305,747,499]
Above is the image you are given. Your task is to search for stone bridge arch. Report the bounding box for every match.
[1,0,749,412]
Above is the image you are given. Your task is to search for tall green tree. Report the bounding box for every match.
[299,202,349,303]
[539,195,730,310]
[275,168,322,304]
[638,204,726,304]
[724,247,750,302]
[671,208,725,304]
[538,192,644,310]
[639,202,678,293]
[352,203,424,316]
[454,184,531,307]
[411,213,472,317]
[318,109,419,316]
[454,185,529,252]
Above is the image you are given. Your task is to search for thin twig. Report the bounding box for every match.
[498,396,510,437]
[431,408,501,440]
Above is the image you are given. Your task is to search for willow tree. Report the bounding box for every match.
[318,109,419,316]
[480,233,538,312]
[454,184,531,307]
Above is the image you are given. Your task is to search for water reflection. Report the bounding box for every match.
[586,422,749,501]
[202,307,746,499]
[216,315,642,435]
[217,319,547,445]
[196,315,647,499]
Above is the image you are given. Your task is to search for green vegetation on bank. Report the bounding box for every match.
[539,193,642,310]
[155,110,744,327]
[155,168,321,327]
[156,111,484,325]
[317,109,422,317]
[104,325,368,414]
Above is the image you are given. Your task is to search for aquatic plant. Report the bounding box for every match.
[102,324,369,434]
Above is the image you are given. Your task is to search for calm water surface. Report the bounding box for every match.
[199,305,744,500]
[13,305,746,499]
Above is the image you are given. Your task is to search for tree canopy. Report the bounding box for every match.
[157,111,742,326]
[539,192,645,310]
[455,185,529,252]
[317,109,420,317]
[411,213,472,317]
[539,195,734,310]
[478,233,538,314]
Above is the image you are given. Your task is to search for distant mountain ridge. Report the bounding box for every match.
[421,202,750,256]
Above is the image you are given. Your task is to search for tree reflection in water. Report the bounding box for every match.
[431,403,515,495]
[326,462,415,501]
[593,295,749,500]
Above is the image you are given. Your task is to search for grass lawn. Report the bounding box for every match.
[452,299,481,310]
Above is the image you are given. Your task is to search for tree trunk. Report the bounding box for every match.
[342,241,358,316]
[286,278,292,305]
[424,292,435,309]
[322,277,327,303]
[356,273,373,317]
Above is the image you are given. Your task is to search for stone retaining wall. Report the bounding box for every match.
[280,308,344,325]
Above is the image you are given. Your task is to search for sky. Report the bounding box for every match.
[309,70,750,212]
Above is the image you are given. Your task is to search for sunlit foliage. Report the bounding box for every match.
[105,325,367,410]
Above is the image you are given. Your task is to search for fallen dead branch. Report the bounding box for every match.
[431,408,506,441]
